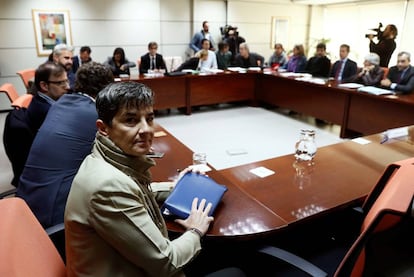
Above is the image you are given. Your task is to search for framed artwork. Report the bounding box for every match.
[32,9,73,56]
[270,17,289,49]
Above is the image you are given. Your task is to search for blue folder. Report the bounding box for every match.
[161,172,228,218]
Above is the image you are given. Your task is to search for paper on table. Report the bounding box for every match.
[154,131,167,137]
[189,163,212,172]
[352,137,371,145]
[249,166,275,178]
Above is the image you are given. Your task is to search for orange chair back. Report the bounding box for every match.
[0,198,66,277]
[335,157,414,277]
[0,83,20,103]
[11,94,33,108]
[16,68,36,92]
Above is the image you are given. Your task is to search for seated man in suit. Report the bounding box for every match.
[233,42,264,68]
[139,41,167,74]
[330,44,358,83]
[3,62,68,187]
[72,46,92,74]
[305,42,331,78]
[381,51,414,94]
[16,62,113,228]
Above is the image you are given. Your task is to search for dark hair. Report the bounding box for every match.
[218,41,229,51]
[340,44,350,52]
[201,38,210,46]
[316,43,326,50]
[202,21,208,28]
[112,47,126,64]
[34,62,66,92]
[96,82,154,126]
[294,44,305,56]
[74,62,113,98]
[80,46,91,54]
[148,42,158,49]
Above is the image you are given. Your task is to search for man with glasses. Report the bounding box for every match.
[3,62,68,187]
[381,51,414,94]
[52,43,76,91]
[139,41,167,74]
[17,62,114,229]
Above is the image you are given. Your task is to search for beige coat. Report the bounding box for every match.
[65,146,201,277]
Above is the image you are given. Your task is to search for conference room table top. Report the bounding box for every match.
[129,70,414,139]
[151,122,414,240]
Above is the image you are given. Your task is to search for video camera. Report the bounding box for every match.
[220,25,239,39]
[365,22,383,39]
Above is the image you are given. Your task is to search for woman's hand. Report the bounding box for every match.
[175,198,214,236]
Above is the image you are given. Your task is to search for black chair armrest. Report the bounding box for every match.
[257,245,328,277]
[0,188,17,199]
[45,223,64,236]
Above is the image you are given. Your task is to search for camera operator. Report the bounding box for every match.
[223,27,246,64]
[367,24,398,67]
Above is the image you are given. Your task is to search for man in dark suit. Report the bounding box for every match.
[16,62,113,228]
[72,46,92,73]
[381,51,414,94]
[330,44,358,83]
[3,62,69,187]
[139,42,167,74]
[305,42,331,77]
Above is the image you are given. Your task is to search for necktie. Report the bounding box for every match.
[335,60,343,80]
[151,57,156,70]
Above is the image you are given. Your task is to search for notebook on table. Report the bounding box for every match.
[357,86,395,96]
[161,172,228,218]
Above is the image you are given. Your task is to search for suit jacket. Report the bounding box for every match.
[3,93,52,187]
[139,53,167,74]
[330,59,358,83]
[175,57,200,71]
[387,65,414,94]
[305,56,331,77]
[233,52,265,68]
[17,93,98,228]
[65,140,199,277]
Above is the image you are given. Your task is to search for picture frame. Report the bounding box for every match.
[32,9,73,56]
[270,16,289,49]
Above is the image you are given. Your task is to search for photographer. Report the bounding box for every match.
[367,24,398,67]
[223,27,246,64]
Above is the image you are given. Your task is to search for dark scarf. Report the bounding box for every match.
[94,133,168,237]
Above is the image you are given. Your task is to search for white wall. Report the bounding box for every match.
[1,0,413,106]
[320,0,409,66]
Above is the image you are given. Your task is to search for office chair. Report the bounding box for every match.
[0,83,19,105]
[256,157,414,277]
[11,93,33,108]
[16,68,36,93]
[0,197,66,277]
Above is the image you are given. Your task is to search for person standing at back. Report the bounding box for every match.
[139,42,167,74]
[17,62,113,228]
[368,24,398,68]
[3,62,68,187]
[190,21,216,53]
[330,44,357,83]
[381,51,414,94]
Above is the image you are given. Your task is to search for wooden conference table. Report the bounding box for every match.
[151,124,414,240]
[132,71,414,138]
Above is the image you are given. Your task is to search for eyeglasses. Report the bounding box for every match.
[47,79,69,86]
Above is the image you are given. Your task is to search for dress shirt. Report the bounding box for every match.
[337,59,347,81]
